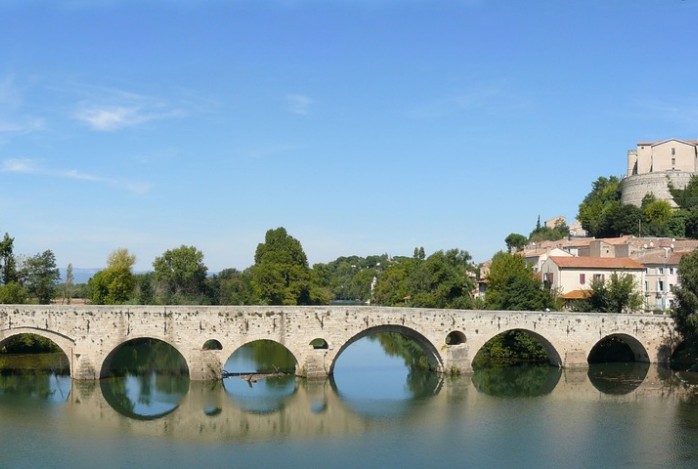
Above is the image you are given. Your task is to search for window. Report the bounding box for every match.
[659,280,664,292]
[672,147,676,155]
[579,273,586,285]
[659,267,664,275]
[672,157,676,166]
[544,272,554,289]
[593,273,604,283]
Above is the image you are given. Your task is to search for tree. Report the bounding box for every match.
[577,176,622,237]
[88,249,136,304]
[251,227,323,305]
[153,245,208,303]
[575,273,642,314]
[672,250,698,345]
[0,232,17,284]
[64,263,74,304]
[372,249,475,309]
[207,268,256,305]
[505,233,528,252]
[20,250,60,304]
[485,251,553,311]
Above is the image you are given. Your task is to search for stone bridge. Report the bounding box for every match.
[0,305,680,380]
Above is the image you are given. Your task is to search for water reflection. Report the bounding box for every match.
[471,365,562,397]
[0,353,71,404]
[100,373,190,420]
[223,340,298,414]
[100,339,190,419]
[587,362,650,395]
[331,335,442,419]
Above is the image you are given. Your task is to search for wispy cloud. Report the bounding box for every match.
[0,74,46,137]
[407,83,529,120]
[285,93,314,116]
[73,86,184,131]
[632,98,698,130]
[1,158,151,195]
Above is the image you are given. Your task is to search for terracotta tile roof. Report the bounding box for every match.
[549,256,644,270]
[561,289,590,300]
[634,251,690,266]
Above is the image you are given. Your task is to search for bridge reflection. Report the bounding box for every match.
[1,364,694,443]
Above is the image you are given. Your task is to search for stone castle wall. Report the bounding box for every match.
[621,171,694,207]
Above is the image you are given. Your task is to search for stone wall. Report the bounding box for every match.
[0,305,680,381]
[621,171,693,208]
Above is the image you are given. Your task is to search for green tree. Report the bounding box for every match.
[88,249,136,304]
[672,250,698,346]
[0,281,28,304]
[153,245,208,303]
[575,273,642,314]
[505,233,528,252]
[577,176,622,237]
[251,227,323,305]
[0,233,17,284]
[64,263,74,304]
[373,249,475,309]
[485,251,553,311]
[669,174,698,210]
[207,268,256,305]
[20,250,60,304]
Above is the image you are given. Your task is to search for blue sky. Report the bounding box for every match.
[1,0,697,273]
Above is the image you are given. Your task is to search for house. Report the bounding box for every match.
[522,247,572,273]
[540,256,645,310]
[635,250,690,312]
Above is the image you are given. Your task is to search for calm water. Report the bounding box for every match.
[2,339,698,469]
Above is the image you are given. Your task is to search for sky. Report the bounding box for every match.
[1,0,698,273]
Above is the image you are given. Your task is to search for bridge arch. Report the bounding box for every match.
[588,333,649,363]
[225,339,300,374]
[473,328,563,368]
[99,336,190,379]
[0,327,75,375]
[329,325,443,375]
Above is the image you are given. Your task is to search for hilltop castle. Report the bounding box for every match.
[621,138,698,207]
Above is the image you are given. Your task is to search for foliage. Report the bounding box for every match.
[63,263,74,304]
[672,250,698,348]
[573,273,642,314]
[20,250,60,304]
[0,333,60,354]
[153,245,208,303]
[372,249,475,309]
[577,176,623,237]
[251,227,324,305]
[472,330,550,368]
[529,218,570,243]
[485,251,553,311]
[669,174,698,210]
[504,233,528,252]
[0,233,17,284]
[206,268,257,305]
[312,255,385,303]
[0,282,28,304]
[88,249,136,304]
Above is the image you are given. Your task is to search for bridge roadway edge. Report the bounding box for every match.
[0,305,681,381]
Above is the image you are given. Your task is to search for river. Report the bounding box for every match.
[1,337,698,468]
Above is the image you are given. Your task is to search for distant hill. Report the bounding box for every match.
[59,268,100,284]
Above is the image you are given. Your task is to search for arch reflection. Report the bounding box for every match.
[331,334,442,420]
[99,338,190,420]
[471,365,562,397]
[223,340,298,414]
[588,362,650,395]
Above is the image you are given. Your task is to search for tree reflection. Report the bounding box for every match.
[0,353,70,403]
[374,333,441,399]
[471,365,562,397]
[100,339,189,420]
[587,362,649,394]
